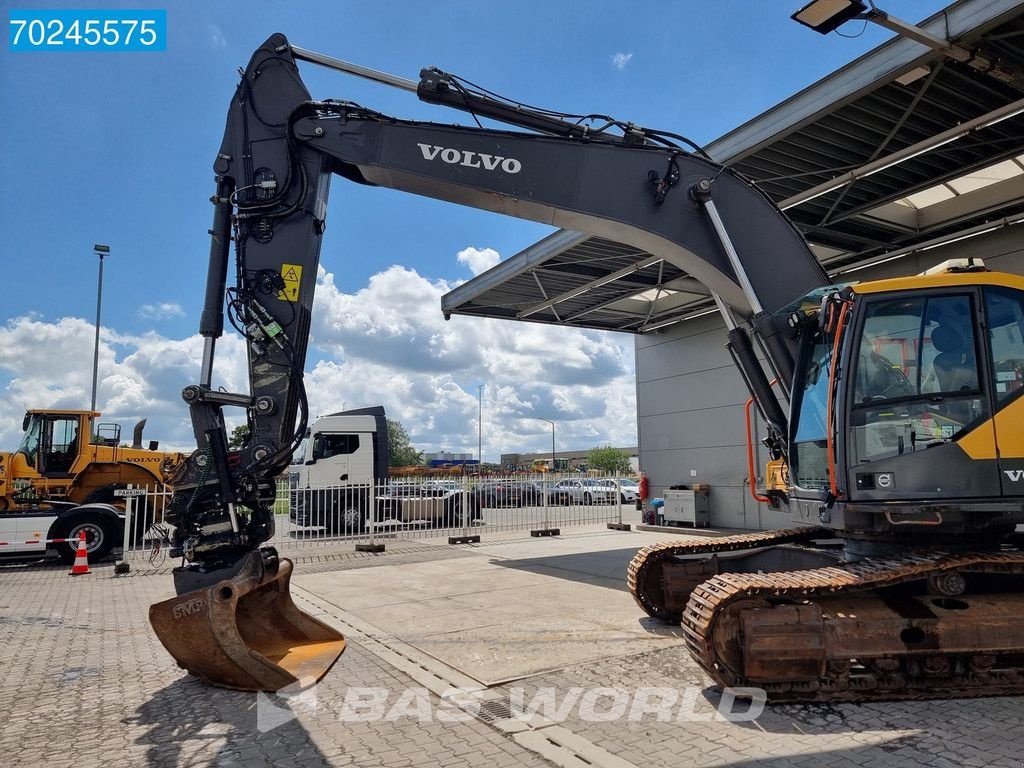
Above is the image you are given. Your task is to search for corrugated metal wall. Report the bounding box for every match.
[635,228,1024,530]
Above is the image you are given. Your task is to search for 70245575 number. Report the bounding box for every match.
[9,11,166,51]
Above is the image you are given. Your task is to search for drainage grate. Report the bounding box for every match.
[476,699,514,723]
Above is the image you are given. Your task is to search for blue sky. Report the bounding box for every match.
[0,0,953,459]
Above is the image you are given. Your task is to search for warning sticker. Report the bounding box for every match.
[279,264,302,302]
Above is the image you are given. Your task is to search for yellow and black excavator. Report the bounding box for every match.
[150,34,1024,700]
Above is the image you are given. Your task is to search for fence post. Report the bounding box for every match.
[531,473,559,537]
[608,479,631,531]
[448,474,480,545]
[356,480,385,553]
[116,484,135,573]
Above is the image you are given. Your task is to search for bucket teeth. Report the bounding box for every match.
[149,554,345,691]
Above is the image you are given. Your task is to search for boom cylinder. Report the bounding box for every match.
[200,178,234,339]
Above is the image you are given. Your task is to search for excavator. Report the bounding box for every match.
[150,34,1024,700]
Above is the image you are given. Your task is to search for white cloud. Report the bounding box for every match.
[306,262,636,457]
[0,315,248,453]
[0,260,637,461]
[611,52,634,70]
[138,302,185,320]
[208,23,227,49]
[456,247,501,276]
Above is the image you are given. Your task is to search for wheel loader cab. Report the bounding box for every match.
[17,412,83,476]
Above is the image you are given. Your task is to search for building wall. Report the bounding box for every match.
[635,228,1024,530]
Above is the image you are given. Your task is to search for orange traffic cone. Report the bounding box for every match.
[69,531,90,576]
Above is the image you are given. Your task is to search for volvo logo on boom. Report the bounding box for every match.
[417,143,522,174]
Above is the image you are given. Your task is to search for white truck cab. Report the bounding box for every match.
[288,407,389,534]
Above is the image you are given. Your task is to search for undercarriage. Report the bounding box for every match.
[628,528,1024,702]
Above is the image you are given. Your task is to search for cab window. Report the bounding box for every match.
[791,331,833,490]
[313,433,359,460]
[851,294,985,464]
[291,435,310,465]
[984,286,1024,403]
[16,415,43,466]
[43,416,79,474]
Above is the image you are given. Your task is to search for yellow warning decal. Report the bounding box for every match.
[279,264,302,302]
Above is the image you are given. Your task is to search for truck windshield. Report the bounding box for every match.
[17,415,42,466]
[291,435,310,465]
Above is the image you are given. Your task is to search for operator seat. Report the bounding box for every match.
[931,324,977,393]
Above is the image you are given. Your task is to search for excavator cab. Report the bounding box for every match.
[149,549,345,691]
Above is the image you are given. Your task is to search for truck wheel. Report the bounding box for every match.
[584,492,594,505]
[339,500,366,535]
[54,514,116,564]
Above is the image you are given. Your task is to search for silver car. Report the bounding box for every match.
[548,478,617,505]
[597,478,638,503]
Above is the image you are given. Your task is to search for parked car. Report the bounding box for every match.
[596,478,638,503]
[474,480,544,508]
[420,480,465,493]
[548,478,617,505]
[378,481,479,527]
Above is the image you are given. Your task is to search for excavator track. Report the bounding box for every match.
[627,526,830,621]
[682,549,1024,703]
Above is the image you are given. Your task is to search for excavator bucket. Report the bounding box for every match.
[149,552,345,691]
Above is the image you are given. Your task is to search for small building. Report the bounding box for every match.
[501,447,638,473]
[424,451,478,468]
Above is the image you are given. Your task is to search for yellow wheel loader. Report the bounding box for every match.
[0,409,184,561]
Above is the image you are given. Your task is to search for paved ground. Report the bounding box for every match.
[2,523,1023,768]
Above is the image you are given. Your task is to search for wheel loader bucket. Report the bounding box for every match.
[149,555,345,691]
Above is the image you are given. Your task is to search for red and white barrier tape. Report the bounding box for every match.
[0,536,85,546]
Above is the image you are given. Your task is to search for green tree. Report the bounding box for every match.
[227,424,250,449]
[387,419,423,467]
[587,445,631,475]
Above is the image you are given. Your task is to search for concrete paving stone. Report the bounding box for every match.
[6,528,1024,768]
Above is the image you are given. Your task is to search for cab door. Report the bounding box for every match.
[308,431,362,486]
[845,290,1002,502]
[981,285,1024,497]
[39,415,80,477]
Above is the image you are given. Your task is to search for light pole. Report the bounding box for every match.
[90,244,111,412]
[477,384,484,467]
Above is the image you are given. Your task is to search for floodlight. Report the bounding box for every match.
[791,0,868,34]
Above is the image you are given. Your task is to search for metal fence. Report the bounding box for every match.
[120,475,635,565]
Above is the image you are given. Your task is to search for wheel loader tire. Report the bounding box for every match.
[54,513,116,564]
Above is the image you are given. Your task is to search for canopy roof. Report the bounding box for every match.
[442,0,1024,333]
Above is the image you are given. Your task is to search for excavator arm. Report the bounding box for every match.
[151,33,829,691]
